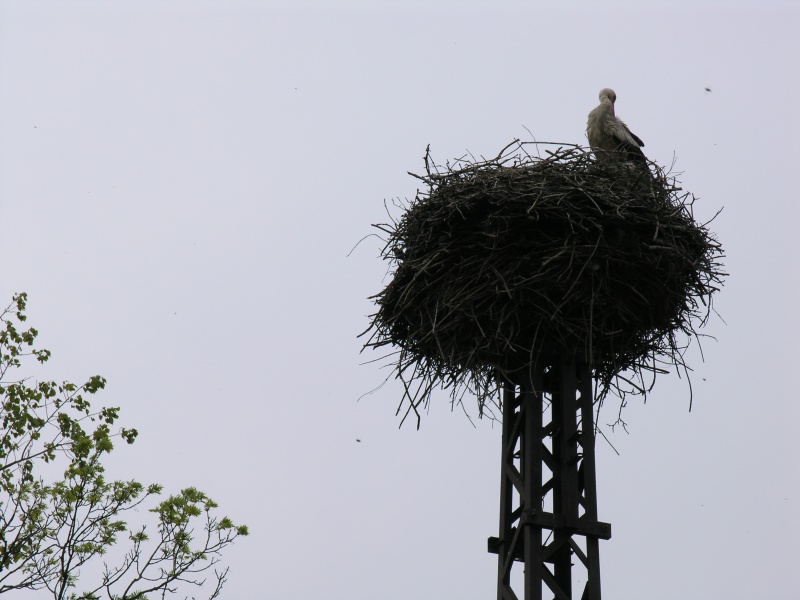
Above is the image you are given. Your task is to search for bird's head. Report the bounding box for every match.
[599,88,617,103]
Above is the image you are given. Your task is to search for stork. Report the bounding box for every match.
[586,88,647,165]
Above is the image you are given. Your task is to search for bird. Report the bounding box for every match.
[586,88,647,165]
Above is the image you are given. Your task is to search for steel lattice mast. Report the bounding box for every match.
[488,357,611,600]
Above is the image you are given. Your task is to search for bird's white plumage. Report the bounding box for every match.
[586,88,646,164]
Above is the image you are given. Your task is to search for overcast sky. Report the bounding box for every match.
[1,1,798,599]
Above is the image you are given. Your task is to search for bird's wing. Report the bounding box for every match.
[605,117,644,149]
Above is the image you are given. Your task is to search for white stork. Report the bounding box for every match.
[586,88,647,165]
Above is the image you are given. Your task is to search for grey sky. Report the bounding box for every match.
[1,1,798,598]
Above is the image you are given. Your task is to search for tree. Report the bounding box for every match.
[0,293,248,599]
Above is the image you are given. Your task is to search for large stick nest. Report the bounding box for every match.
[362,141,725,427]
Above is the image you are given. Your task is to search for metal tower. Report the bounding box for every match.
[488,357,611,600]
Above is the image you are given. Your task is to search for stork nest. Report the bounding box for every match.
[362,141,725,427]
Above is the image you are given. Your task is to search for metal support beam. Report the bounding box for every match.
[488,358,610,600]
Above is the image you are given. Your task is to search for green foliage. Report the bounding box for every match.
[0,294,248,599]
